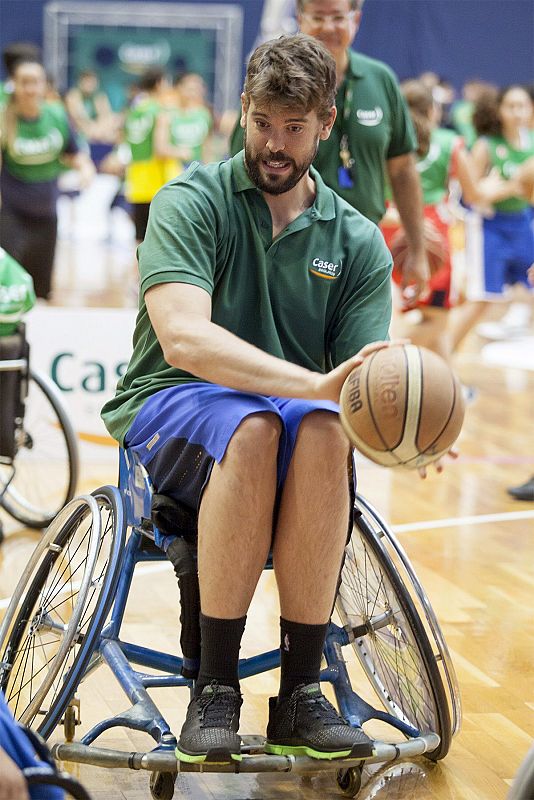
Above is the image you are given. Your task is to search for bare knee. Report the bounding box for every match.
[225,412,282,472]
[298,411,349,466]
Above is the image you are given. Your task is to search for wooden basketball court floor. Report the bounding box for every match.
[1,212,534,799]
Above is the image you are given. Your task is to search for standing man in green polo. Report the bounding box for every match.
[230,0,429,304]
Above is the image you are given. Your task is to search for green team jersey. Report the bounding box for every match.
[169,106,211,162]
[230,50,416,224]
[124,97,160,162]
[417,128,461,206]
[0,102,72,182]
[486,132,534,213]
[102,153,392,445]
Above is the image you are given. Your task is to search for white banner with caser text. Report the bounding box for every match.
[26,306,136,461]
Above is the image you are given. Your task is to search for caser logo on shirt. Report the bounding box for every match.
[309,258,342,280]
[356,106,384,126]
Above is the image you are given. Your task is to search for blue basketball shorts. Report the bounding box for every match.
[465,208,534,300]
[125,383,348,547]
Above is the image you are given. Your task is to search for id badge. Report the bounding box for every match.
[338,165,354,189]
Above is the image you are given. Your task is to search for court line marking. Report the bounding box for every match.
[0,561,171,610]
[392,509,534,533]
[2,511,533,610]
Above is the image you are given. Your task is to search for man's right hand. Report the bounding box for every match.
[313,340,406,404]
[0,748,30,800]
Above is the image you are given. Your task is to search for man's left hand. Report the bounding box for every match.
[418,448,459,479]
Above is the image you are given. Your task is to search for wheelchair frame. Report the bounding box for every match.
[0,447,461,799]
[0,325,79,530]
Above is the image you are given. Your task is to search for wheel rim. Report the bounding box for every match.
[356,494,461,738]
[336,520,444,738]
[0,494,119,726]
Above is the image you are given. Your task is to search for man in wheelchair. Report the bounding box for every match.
[102,34,394,766]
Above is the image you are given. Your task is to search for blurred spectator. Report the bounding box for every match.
[169,72,213,164]
[451,85,534,350]
[65,69,121,167]
[123,66,186,245]
[0,58,94,298]
[450,79,498,149]
[382,79,508,362]
[1,41,42,111]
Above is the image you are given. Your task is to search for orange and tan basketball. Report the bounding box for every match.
[339,344,465,469]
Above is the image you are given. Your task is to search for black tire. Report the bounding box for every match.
[336,497,452,760]
[509,743,534,800]
[336,766,363,797]
[0,487,125,737]
[150,771,176,800]
[0,369,79,528]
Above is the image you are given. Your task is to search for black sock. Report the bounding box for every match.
[278,617,329,700]
[194,613,246,696]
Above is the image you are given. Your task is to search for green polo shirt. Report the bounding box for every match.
[229,50,416,224]
[101,153,392,445]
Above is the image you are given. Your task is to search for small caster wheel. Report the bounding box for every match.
[336,766,363,797]
[149,771,176,800]
[63,705,76,741]
[62,697,80,742]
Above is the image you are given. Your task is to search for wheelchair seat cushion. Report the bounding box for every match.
[151,492,197,540]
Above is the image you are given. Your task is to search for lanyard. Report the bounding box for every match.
[339,81,354,169]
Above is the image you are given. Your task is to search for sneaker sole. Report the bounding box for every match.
[175,746,242,764]
[264,742,375,760]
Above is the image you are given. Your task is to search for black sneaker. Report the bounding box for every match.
[507,476,534,501]
[265,683,375,760]
[175,682,242,763]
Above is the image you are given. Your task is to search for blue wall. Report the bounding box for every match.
[356,0,534,89]
[1,0,533,92]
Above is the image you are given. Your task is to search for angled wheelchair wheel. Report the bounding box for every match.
[0,370,79,528]
[509,743,534,800]
[24,768,92,799]
[336,494,460,761]
[22,725,93,799]
[0,487,125,737]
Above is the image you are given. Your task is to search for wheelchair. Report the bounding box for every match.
[0,447,461,799]
[0,324,79,535]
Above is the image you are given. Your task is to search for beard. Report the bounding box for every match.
[243,126,319,195]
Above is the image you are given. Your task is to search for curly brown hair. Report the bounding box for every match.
[472,85,530,137]
[244,34,336,122]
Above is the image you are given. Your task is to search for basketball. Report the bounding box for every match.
[339,344,465,469]
[389,218,448,276]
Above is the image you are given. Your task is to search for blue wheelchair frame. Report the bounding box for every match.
[50,448,446,785]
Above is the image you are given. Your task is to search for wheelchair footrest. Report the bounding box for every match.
[52,732,440,774]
